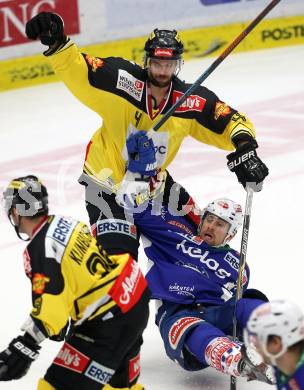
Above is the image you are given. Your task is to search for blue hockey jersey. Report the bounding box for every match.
[275,352,304,390]
[134,202,249,305]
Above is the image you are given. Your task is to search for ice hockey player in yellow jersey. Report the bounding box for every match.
[25,12,269,263]
[0,175,150,390]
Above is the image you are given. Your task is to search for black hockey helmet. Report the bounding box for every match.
[144,28,184,64]
[3,175,49,219]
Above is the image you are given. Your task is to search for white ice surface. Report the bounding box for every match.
[0,44,304,389]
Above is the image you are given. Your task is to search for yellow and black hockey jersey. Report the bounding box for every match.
[22,215,147,339]
[48,42,256,190]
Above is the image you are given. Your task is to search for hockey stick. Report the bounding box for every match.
[149,0,281,133]
[230,185,254,390]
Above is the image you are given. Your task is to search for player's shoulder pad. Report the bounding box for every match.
[45,215,79,263]
[110,56,146,79]
[173,76,214,98]
[219,244,240,256]
[83,54,145,77]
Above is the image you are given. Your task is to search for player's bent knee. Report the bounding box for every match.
[37,378,57,390]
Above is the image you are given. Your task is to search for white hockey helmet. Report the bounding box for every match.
[200,198,243,243]
[244,300,304,360]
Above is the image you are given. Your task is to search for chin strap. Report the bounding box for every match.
[14,224,30,241]
[8,213,30,241]
[222,233,234,247]
[262,343,286,365]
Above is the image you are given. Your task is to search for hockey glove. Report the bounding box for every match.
[227,141,269,191]
[25,12,67,55]
[116,170,151,210]
[126,131,157,177]
[0,334,40,381]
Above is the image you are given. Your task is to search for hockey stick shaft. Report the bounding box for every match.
[151,0,281,133]
[230,185,254,390]
[235,186,254,302]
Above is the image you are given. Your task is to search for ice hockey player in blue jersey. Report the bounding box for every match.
[133,195,274,383]
[118,131,276,384]
[245,300,304,389]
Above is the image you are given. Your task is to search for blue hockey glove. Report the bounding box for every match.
[0,334,40,381]
[126,131,157,177]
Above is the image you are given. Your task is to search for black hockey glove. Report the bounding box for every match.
[25,12,67,55]
[227,141,269,191]
[0,334,40,381]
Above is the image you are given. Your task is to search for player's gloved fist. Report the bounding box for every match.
[126,131,157,177]
[227,140,269,191]
[0,334,40,381]
[25,12,66,54]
